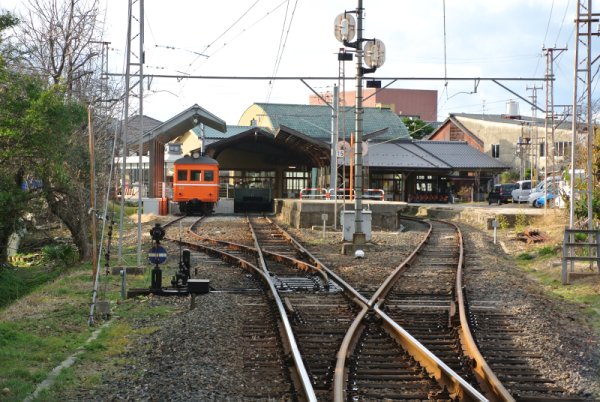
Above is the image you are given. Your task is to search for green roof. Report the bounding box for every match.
[255,103,410,142]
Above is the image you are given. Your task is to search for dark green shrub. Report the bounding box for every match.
[538,246,556,256]
[517,252,534,261]
[42,244,77,266]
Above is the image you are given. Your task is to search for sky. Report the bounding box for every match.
[2,0,588,125]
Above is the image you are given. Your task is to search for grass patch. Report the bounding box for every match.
[109,200,138,217]
[0,265,67,309]
[537,245,557,256]
[517,252,534,261]
[516,254,600,334]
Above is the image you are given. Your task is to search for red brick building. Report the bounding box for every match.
[309,88,437,122]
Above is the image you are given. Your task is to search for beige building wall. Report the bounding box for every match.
[455,115,572,175]
[238,104,274,129]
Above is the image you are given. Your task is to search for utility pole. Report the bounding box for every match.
[353,0,366,246]
[527,84,543,184]
[119,0,145,264]
[543,46,567,210]
[136,0,145,267]
[334,0,385,254]
[571,0,599,230]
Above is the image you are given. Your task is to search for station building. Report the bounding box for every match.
[123,102,508,211]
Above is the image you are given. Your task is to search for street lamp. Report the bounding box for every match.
[335,1,385,254]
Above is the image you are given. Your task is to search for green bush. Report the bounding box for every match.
[500,171,519,183]
[42,244,77,266]
[514,214,527,233]
[496,215,509,229]
[517,252,534,260]
[538,246,556,256]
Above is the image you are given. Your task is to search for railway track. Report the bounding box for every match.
[158,214,589,401]
[162,216,298,400]
[461,224,589,402]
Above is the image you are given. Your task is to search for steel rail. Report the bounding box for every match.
[448,219,515,402]
[366,216,433,306]
[267,217,370,307]
[332,216,487,401]
[247,219,318,402]
[165,234,316,400]
[186,230,330,284]
[374,304,488,402]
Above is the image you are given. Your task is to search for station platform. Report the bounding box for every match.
[273,199,564,231]
[274,199,409,230]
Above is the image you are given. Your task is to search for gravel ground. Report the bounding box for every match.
[460,222,600,398]
[62,214,599,400]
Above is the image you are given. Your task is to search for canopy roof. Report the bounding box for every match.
[125,104,226,154]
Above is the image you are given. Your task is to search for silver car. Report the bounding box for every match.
[511,180,532,203]
[527,180,559,206]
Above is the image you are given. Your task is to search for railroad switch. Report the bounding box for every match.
[171,249,191,288]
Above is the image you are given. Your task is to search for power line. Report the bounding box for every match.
[267,0,300,102]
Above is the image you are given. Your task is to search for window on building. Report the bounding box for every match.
[554,141,572,157]
[539,142,545,157]
[284,170,310,198]
[491,144,500,158]
[191,170,201,181]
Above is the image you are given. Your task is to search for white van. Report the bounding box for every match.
[511,180,532,203]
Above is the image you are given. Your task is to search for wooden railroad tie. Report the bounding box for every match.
[516,228,549,245]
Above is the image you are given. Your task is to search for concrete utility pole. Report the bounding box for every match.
[543,46,567,210]
[353,0,366,246]
[527,84,543,184]
[333,0,384,253]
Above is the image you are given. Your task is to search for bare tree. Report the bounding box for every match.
[16,0,102,97]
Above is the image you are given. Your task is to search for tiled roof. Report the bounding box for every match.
[362,140,507,171]
[451,113,571,130]
[254,103,410,142]
[415,140,508,169]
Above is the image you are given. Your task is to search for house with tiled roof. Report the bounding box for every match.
[430,112,573,180]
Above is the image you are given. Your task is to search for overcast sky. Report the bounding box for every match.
[3,0,588,125]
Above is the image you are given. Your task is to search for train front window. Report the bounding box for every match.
[191,170,201,181]
[177,170,188,181]
[204,170,214,182]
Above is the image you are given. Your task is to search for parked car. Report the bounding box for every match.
[527,181,558,206]
[488,183,517,205]
[511,180,532,203]
[533,192,558,208]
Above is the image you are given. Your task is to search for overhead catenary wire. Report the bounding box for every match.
[266,0,300,102]
[267,0,291,101]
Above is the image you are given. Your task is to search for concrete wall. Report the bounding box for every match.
[274,199,409,230]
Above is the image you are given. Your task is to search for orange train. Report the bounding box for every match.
[172,152,219,215]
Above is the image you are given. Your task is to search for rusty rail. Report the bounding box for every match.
[447,219,514,402]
